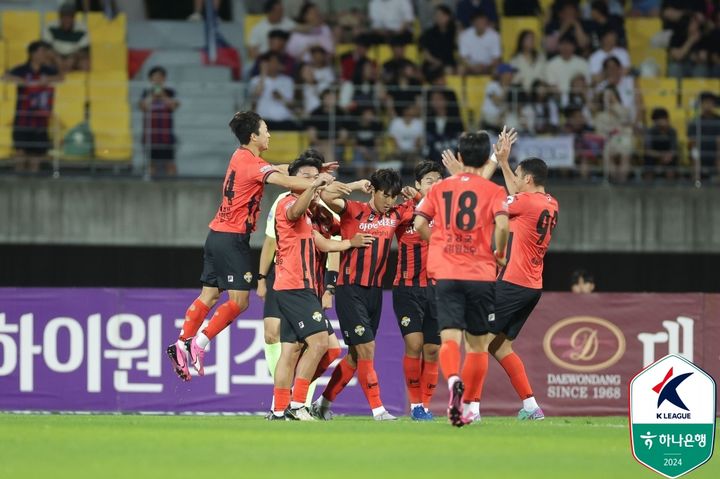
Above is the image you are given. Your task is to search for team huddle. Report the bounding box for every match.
[166,111,559,426]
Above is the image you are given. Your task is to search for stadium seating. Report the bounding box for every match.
[638,77,678,123]
[90,42,128,72]
[465,75,491,127]
[5,41,28,70]
[627,18,665,75]
[500,17,541,61]
[680,78,720,110]
[89,101,131,160]
[243,14,264,43]
[1,11,41,47]
[336,43,355,58]
[372,43,420,66]
[261,131,307,164]
[54,71,87,132]
[88,71,128,101]
[445,74,469,127]
[86,12,126,44]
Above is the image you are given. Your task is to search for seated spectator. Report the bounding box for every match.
[339,34,374,81]
[594,56,639,122]
[587,0,627,49]
[594,86,633,182]
[297,63,322,116]
[381,36,417,84]
[668,14,709,78]
[2,41,61,173]
[510,30,547,94]
[544,0,591,57]
[368,0,414,44]
[424,89,464,163]
[419,5,458,78]
[350,106,384,178]
[561,73,595,126]
[385,63,423,117]
[287,2,334,61]
[43,2,89,73]
[503,0,542,17]
[481,63,520,133]
[545,35,590,96]
[139,66,180,177]
[388,104,424,172]
[571,269,596,293]
[643,107,679,179]
[631,0,661,17]
[456,0,498,29]
[335,7,365,43]
[705,10,720,77]
[524,80,560,135]
[247,0,296,60]
[339,60,386,113]
[249,52,298,130]
[688,92,720,178]
[583,0,625,17]
[305,89,349,163]
[308,46,335,92]
[564,105,603,179]
[458,12,501,76]
[249,29,295,78]
[589,30,630,83]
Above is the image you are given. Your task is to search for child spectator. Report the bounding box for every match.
[249,29,295,78]
[139,66,180,177]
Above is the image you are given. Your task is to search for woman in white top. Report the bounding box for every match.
[594,86,633,183]
[287,2,335,62]
[510,30,547,94]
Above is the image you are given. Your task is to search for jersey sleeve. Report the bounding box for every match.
[396,200,416,224]
[506,194,525,218]
[281,196,299,223]
[415,191,436,221]
[493,187,509,218]
[254,159,278,184]
[341,199,362,219]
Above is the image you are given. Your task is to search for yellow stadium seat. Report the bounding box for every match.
[500,17,541,61]
[638,77,678,123]
[90,42,127,72]
[0,127,12,158]
[54,72,87,131]
[244,14,264,43]
[0,98,15,126]
[89,101,131,160]
[627,18,663,69]
[88,71,127,102]
[1,11,41,47]
[86,12,126,44]
[465,75,491,127]
[0,40,5,73]
[336,43,355,58]
[261,131,307,164]
[5,41,29,70]
[4,82,17,106]
[373,44,420,66]
[445,74,468,128]
[680,78,720,110]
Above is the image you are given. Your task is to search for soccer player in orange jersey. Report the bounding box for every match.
[166,111,341,381]
[414,131,511,427]
[490,153,559,420]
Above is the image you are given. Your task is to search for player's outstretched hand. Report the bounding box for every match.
[350,233,375,248]
[494,249,507,267]
[332,182,353,196]
[401,186,419,201]
[441,149,463,175]
[314,172,335,188]
[355,179,373,193]
[494,126,518,165]
[321,161,340,173]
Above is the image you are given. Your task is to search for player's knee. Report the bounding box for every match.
[264,331,280,344]
[355,342,375,359]
[404,337,423,357]
[423,345,440,362]
[307,333,329,354]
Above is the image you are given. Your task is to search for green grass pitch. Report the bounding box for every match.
[0,414,717,479]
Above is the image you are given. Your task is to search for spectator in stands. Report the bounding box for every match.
[297,63,323,116]
[424,89,464,163]
[688,92,720,178]
[524,80,561,135]
[562,73,595,126]
[3,41,61,173]
[594,56,639,122]
[43,2,90,73]
[368,0,414,44]
[305,89,349,163]
[249,30,295,78]
[76,0,117,14]
[188,0,220,21]
[247,0,296,60]
[510,30,547,94]
[139,66,180,177]
[481,63,520,133]
[385,63,423,117]
[381,35,417,84]
[339,34,374,81]
[661,0,708,34]
[707,10,720,77]
[458,12,501,76]
[631,0,661,16]
[545,35,590,96]
[350,106,384,178]
[339,60,386,113]
[582,0,625,18]
[249,52,298,130]
[287,2,334,61]
[308,46,335,92]
[419,5,458,78]
[571,269,596,293]
[544,0,591,57]
[587,0,627,49]
[589,30,630,83]
[564,105,602,179]
[594,86,633,182]
[388,104,424,172]
[456,0,498,29]
[503,0,542,17]
[643,107,679,179]
[668,14,710,78]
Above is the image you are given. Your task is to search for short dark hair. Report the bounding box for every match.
[27,40,50,56]
[263,0,280,13]
[229,111,263,144]
[559,33,576,47]
[370,168,402,196]
[602,56,621,71]
[651,107,669,121]
[699,91,717,104]
[435,4,452,17]
[414,160,443,183]
[470,11,488,22]
[148,66,167,78]
[288,150,323,176]
[518,157,548,186]
[457,131,491,167]
[590,0,609,17]
[268,29,290,41]
[571,269,594,286]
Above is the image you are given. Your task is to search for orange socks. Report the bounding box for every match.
[461,352,489,403]
[403,355,422,404]
[421,360,439,408]
[322,356,356,401]
[357,359,383,409]
[291,377,310,406]
[312,347,342,382]
[178,299,210,341]
[273,387,290,413]
[201,300,241,341]
[500,352,534,399]
[439,340,461,380]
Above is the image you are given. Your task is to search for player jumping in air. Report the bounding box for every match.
[414,130,513,427]
[166,111,339,381]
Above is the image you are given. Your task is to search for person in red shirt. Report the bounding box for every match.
[311,169,418,421]
[414,131,511,427]
[491,154,559,421]
[392,161,443,421]
[166,111,341,382]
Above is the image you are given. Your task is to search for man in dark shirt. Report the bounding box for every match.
[688,92,720,178]
[350,106,383,178]
[139,66,180,177]
[587,0,626,49]
[249,29,295,78]
[43,2,90,72]
[3,41,62,173]
[305,89,350,164]
[382,35,416,85]
[456,0,498,28]
[419,5,457,78]
[643,107,679,179]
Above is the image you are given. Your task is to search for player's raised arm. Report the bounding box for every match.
[319,179,369,214]
[286,173,334,221]
[312,230,374,252]
[495,126,521,195]
[493,213,510,267]
[414,215,431,241]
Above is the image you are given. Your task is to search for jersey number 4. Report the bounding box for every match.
[442,191,477,231]
[223,171,236,205]
[536,209,558,244]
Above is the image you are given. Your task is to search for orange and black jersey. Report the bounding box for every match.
[273,194,317,292]
[338,199,415,288]
[312,203,341,297]
[393,211,429,287]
